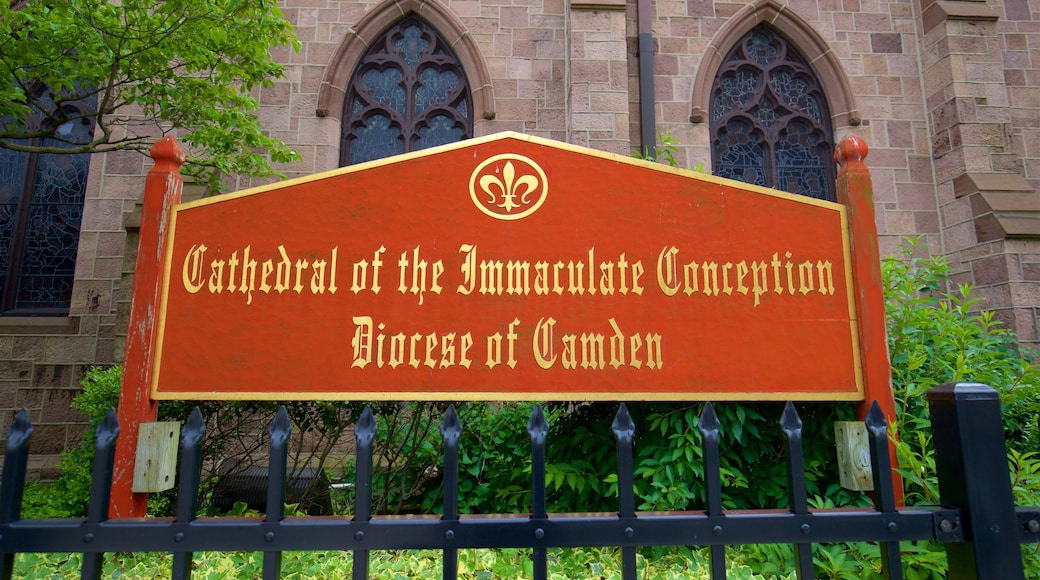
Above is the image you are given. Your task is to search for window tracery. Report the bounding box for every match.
[341,17,472,166]
[710,25,835,201]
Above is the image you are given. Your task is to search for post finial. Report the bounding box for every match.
[834,134,869,169]
[150,135,186,169]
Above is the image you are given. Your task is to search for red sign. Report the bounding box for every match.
[153,133,863,401]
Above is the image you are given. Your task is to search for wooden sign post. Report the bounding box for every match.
[111,132,897,515]
[112,136,184,517]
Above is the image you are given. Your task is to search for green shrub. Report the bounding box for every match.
[882,238,1040,578]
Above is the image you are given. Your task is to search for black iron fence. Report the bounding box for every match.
[1,382,1038,579]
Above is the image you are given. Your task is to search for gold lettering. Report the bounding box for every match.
[208,259,225,293]
[561,334,577,369]
[227,251,239,293]
[736,261,749,296]
[457,244,477,295]
[351,316,373,368]
[580,332,605,370]
[507,318,520,369]
[370,246,383,293]
[586,248,596,296]
[533,317,557,369]
[409,333,422,368]
[817,260,834,295]
[567,260,585,295]
[798,261,814,295]
[608,318,625,369]
[431,260,443,297]
[181,244,207,293]
[631,260,644,295]
[424,333,437,369]
[293,259,308,293]
[599,260,615,295]
[239,246,257,304]
[657,246,680,296]
[440,333,456,368]
[260,260,273,293]
[329,247,338,294]
[460,333,473,368]
[751,260,769,307]
[784,251,794,295]
[481,259,504,295]
[534,261,550,295]
[352,259,369,294]
[375,323,386,368]
[701,262,719,297]
[618,253,629,294]
[389,333,406,369]
[683,260,699,296]
[507,261,530,295]
[771,253,783,295]
[629,334,642,369]
[645,333,663,370]
[397,251,409,294]
[275,246,292,293]
[486,332,502,369]
[722,262,734,295]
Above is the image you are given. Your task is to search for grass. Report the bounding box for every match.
[15,547,799,579]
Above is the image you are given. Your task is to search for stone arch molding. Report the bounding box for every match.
[690,0,860,129]
[317,0,495,121]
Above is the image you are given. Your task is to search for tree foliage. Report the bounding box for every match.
[0,0,300,189]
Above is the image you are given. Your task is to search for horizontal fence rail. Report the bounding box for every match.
[0,383,1037,580]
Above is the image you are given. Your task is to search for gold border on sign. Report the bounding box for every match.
[151,131,867,402]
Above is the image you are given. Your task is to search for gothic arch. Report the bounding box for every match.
[690,0,859,129]
[317,0,495,122]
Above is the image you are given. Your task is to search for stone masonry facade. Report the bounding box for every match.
[1,0,1039,477]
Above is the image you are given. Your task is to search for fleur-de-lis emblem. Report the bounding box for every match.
[469,154,548,221]
[480,161,539,214]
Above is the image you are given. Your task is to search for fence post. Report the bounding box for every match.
[927,383,1024,579]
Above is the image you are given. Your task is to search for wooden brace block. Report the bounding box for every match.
[835,421,874,491]
[132,421,180,493]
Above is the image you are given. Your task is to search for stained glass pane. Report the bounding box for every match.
[0,145,29,297]
[361,68,405,114]
[394,24,429,68]
[416,68,459,114]
[771,70,822,123]
[16,129,91,309]
[751,95,784,128]
[747,31,779,65]
[776,121,829,200]
[415,115,464,151]
[712,69,760,121]
[714,119,767,187]
[349,114,403,164]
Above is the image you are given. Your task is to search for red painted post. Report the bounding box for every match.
[111,136,185,517]
[834,135,902,503]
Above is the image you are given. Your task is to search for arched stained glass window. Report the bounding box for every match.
[710,25,835,201]
[341,16,472,166]
[0,85,95,314]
